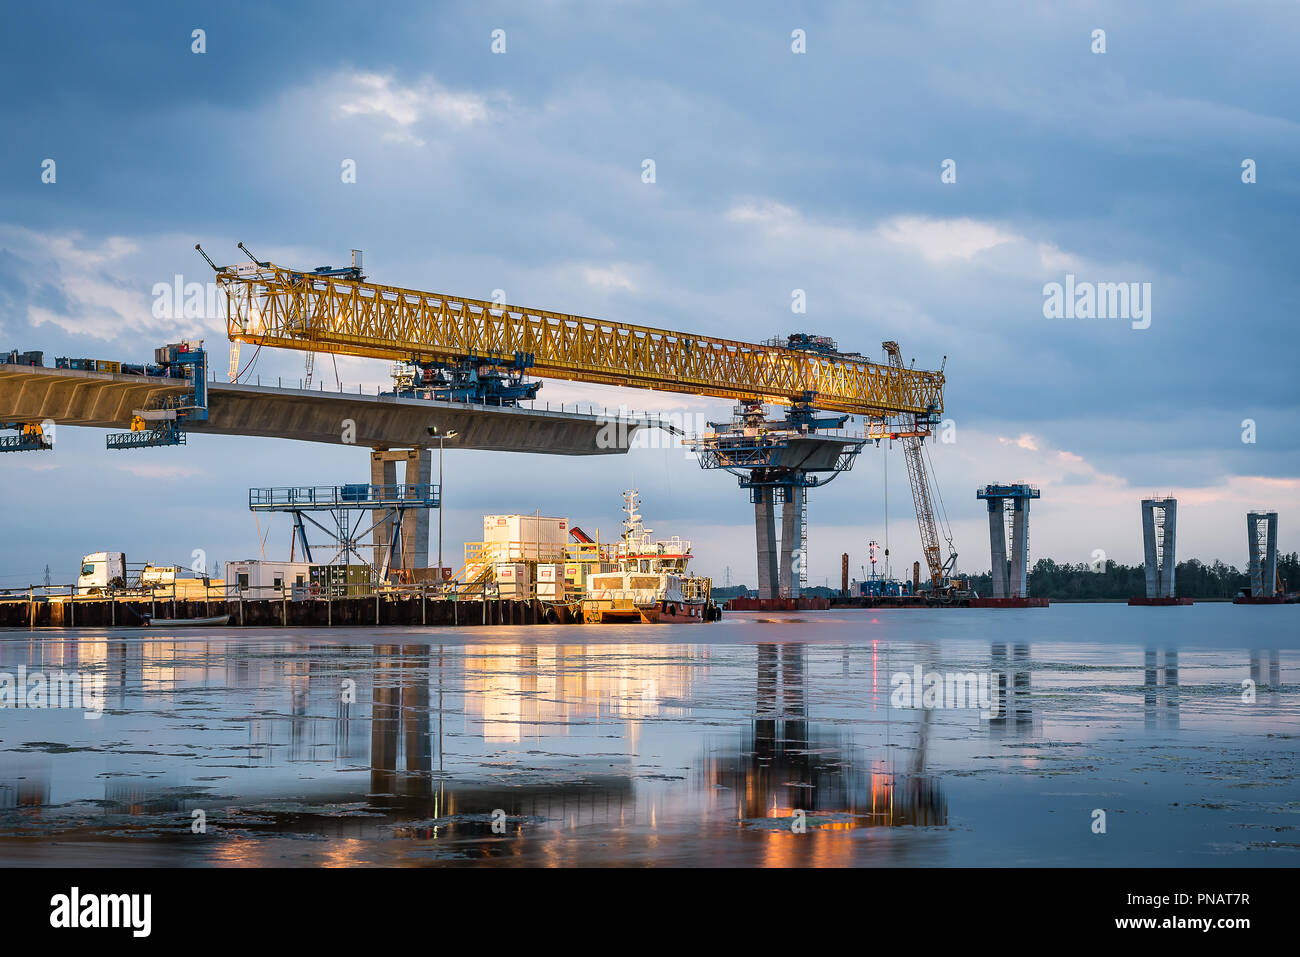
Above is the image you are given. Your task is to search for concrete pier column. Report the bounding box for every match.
[754,491,778,599]
[371,451,398,568]
[987,499,1008,599]
[1266,511,1279,596]
[400,448,432,570]
[1247,510,1279,597]
[779,486,804,599]
[1141,498,1177,598]
[1009,497,1029,599]
[1162,499,1177,598]
[1248,513,1263,596]
[1141,501,1159,599]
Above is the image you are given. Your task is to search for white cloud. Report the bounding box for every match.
[581,264,638,292]
[0,227,181,341]
[998,433,1039,452]
[337,72,497,143]
[876,215,1018,263]
[725,199,798,226]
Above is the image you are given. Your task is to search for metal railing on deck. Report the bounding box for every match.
[249,484,440,509]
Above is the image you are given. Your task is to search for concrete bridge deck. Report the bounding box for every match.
[0,365,643,454]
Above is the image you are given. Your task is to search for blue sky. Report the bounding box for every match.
[1,1,1298,587]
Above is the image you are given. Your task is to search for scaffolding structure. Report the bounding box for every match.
[248,483,440,581]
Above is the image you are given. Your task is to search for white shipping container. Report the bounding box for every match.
[482,515,569,561]
[226,561,311,597]
[494,562,532,599]
[536,563,564,599]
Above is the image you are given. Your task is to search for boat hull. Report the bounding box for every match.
[146,614,231,627]
[582,599,707,624]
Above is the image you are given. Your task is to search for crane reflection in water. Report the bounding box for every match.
[700,643,947,832]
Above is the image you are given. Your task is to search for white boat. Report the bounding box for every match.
[145,614,230,627]
[581,491,713,624]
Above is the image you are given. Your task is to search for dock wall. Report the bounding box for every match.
[0,597,582,629]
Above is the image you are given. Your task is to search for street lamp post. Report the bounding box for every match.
[429,427,459,584]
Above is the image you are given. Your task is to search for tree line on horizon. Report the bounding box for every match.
[966,553,1300,600]
[712,552,1299,600]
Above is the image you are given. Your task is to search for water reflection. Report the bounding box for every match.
[990,642,1036,736]
[1144,648,1180,730]
[0,617,1296,866]
[705,643,947,831]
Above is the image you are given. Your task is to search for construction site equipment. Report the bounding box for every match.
[247,483,440,581]
[451,515,569,594]
[693,397,864,599]
[208,250,944,418]
[881,341,956,593]
[2,350,43,367]
[0,421,53,453]
[391,353,541,405]
[310,563,371,598]
[0,358,51,455]
[482,515,570,561]
[494,563,532,599]
[105,341,209,449]
[536,563,565,599]
[205,246,944,599]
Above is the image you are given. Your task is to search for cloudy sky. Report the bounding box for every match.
[1,1,1297,588]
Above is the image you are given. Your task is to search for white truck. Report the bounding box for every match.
[77,552,127,594]
[77,553,221,597]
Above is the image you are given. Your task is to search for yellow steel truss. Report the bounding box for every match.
[219,265,944,417]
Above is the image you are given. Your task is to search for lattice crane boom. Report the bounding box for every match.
[883,340,953,591]
[212,260,945,418]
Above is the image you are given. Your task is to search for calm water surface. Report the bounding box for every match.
[1,605,1296,866]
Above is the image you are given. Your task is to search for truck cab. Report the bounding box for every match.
[78,552,126,594]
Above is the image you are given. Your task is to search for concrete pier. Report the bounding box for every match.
[977,484,1039,600]
[1246,510,1279,598]
[988,505,1009,598]
[369,448,434,570]
[754,491,778,599]
[1141,498,1177,599]
[778,487,805,600]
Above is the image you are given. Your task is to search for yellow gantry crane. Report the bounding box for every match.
[205,251,945,421]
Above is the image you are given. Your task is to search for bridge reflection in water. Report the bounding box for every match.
[702,643,947,833]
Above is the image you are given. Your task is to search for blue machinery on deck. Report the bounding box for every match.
[248,483,441,579]
[693,393,867,600]
[104,342,209,450]
[389,352,542,405]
